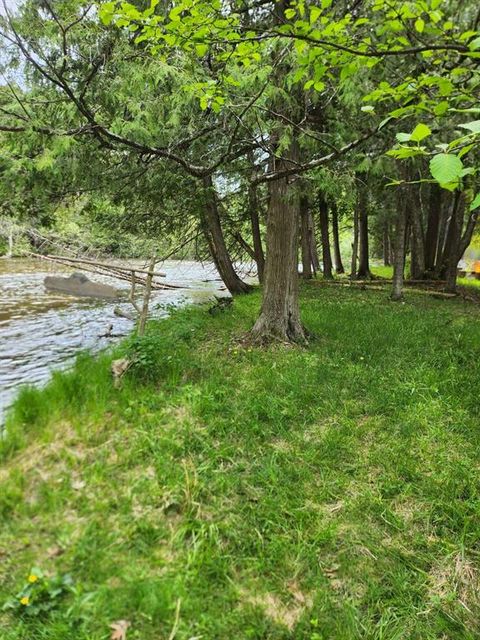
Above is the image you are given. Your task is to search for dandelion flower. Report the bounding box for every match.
[20,596,30,606]
[28,574,38,583]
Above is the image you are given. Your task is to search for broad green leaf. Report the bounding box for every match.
[395,132,411,142]
[458,121,480,134]
[410,123,431,142]
[429,154,463,186]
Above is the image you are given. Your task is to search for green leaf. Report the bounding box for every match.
[415,18,425,33]
[469,37,480,51]
[458,120,480,134]
[195,43,208,56]
[429,154,463,186]
[395,132,411,143]
[310,6,321,24]
[410,123,431,142]
[470,194,480,211]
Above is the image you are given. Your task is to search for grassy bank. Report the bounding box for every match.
[1,284,480,639]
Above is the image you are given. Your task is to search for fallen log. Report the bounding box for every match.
[27,252,185,290]
[28,252,166,277]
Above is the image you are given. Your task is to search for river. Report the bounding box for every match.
[0,258,229,421]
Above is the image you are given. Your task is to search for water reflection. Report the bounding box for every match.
[0,258,228,418]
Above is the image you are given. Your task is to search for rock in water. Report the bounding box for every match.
[44,272,119,299]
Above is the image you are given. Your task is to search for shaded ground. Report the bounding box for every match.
[1,283,480,639]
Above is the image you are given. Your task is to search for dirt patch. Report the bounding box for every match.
[239,583,312,630]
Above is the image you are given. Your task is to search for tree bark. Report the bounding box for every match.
[409,185,426,280]
[391,189,409,301]
[300,195,313,279]
[249,0,306,343]
[201,175,251,295]
[250,143,306,344]
[356,178,371,278]
[435,192,453,277]
[424,183,441,275]
[383,220,391,267]
[310,213,320,272]
[318,192,333,279]
[247,152,265,283]
[331,202,345,274]
[350,202,359,278]
[444,192,464,293]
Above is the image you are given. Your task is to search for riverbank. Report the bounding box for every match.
[0,258,227,418]
[1,283,480,639]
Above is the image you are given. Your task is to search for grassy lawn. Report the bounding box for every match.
[1,283,480,639]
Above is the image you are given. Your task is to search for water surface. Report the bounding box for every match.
[0,258,227,419]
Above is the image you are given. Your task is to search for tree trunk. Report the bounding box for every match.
[201,176,251,295]
[300,195,313,279]
[424,183,441,275]
[391,190,409,301]
[248,152,265,283]
[458,194,478,259]
[435,192,454,277]
[350,203,359,278]
[249,0,306,343]
[310,213,320,272]
[250,144,306,344]
[444,192,464,293]
[409,186,426,280]
[331,202,345,274]
[383,221,391,267]
[318,192,333,279]
[356,179,371,278]
[6,227,13,258]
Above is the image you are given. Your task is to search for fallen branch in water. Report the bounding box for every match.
[27,252,186,290]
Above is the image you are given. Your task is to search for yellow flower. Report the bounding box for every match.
[20,596,30,606]
[28,574,38,583]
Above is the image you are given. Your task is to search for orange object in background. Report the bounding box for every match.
[473,261,480,278]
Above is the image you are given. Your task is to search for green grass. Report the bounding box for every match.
[1,284,480,639]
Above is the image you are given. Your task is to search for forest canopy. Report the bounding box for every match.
[0,0,479,341]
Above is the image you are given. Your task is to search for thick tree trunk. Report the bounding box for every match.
[250,145,306,344]
[391,191,409,301]
[424,183,441,275]
[300,195,313,279]
[201,176,251,295]
[250,0,306,343]
[331,202,345,274]
[356,179,371,279]
[248,152,265,283]
[318,192,333,279]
